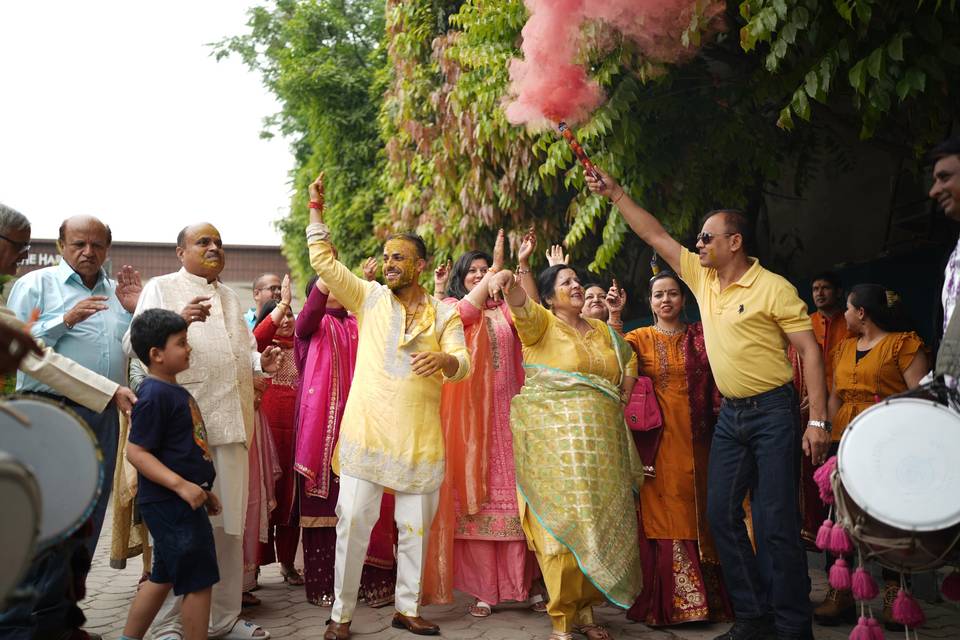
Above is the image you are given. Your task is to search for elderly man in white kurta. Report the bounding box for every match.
[305,174,470,640]
[122,223,279,640]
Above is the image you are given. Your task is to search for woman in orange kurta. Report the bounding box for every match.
[829,284,929,438]
[623,272,732,626]
[817,283,929,626]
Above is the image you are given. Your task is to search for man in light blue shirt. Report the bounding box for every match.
[8,215,142,558]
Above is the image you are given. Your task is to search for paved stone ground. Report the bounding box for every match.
[83,508,960,639]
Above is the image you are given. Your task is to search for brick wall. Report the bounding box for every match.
[13,239,292,309]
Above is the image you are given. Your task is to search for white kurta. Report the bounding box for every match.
[122,267,261,535]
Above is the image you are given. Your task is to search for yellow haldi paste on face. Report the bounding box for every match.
[384,238,419,290]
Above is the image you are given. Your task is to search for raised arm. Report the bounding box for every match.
[489,269,551,347]
[516,227,540,304]
[295,280,329,341]
[305,173,376,314]
[586,169,683,274]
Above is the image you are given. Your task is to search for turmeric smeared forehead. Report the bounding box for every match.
[384,238,417,257]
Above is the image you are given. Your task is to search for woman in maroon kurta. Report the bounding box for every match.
[253,275,303,585]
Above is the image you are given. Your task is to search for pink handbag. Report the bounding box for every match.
[624,376,663,477]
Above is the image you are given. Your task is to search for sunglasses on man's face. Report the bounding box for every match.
[696,231,736,245]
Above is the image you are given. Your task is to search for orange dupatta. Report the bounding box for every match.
[421,299,496,604]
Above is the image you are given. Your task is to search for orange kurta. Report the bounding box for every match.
[832,331,924,439]
[625,327,697,541]
[811,310,852,391]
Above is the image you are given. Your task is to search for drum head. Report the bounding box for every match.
[0,453,41,602]
[0,397,102,550]
[838,398,960,532]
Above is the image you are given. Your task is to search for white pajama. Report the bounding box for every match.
[331,474,439,623]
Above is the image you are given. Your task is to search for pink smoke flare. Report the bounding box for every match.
[504,0,726,128]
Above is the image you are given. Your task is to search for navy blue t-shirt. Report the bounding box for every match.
[129,377,216,504]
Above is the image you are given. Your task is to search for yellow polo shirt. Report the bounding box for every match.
[679,248,812,399]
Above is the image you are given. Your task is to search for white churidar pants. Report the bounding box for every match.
[331,473,439,623]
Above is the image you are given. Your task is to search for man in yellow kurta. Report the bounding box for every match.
[305,175,469,640]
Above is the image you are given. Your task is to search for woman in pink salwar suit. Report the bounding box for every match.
[422,237,539,617]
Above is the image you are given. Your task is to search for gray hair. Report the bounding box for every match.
[0,203,30,235]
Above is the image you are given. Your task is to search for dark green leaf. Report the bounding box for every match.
[867,48,883,78]
[887,33,904,61]
[849,58,868,93]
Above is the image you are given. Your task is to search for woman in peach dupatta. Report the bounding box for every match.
[422,232,539,617]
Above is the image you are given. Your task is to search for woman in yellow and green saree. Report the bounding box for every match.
[488,265,644,640]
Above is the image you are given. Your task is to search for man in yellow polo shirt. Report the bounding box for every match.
[588,170,829,640]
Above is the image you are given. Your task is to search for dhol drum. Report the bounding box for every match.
[0,396,103,552]
[834,397,960,571]
[0,450,41,604]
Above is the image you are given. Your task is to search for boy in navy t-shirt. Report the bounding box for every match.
[121,309,221,640]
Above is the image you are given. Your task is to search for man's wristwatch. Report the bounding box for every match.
[807,420,832,434]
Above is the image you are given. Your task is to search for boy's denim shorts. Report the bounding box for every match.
[141,498,219,595]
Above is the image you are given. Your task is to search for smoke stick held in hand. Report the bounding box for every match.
[558,122,604,187]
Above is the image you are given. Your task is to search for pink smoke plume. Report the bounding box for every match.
[504,0,726,129]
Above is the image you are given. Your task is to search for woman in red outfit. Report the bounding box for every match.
[253,274,304,585]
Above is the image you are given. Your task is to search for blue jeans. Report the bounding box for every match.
[706,383,812,635]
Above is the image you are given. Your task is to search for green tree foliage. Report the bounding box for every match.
[223,0,960,293]
[214,0,388,283]
[740,0,960,142]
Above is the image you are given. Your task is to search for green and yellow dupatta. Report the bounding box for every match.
[510,327,643,608]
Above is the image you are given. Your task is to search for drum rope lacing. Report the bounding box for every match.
[832,470,960,573]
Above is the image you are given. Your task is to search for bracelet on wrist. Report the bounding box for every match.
[807,419,832,434]
[612,189,626,204]
[516,267,531,275]
[308,201,323,209]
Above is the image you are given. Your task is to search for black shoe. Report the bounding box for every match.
[713,618,776,640]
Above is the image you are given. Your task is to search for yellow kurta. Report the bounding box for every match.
[511,297,637,381]
[307,225,470,493]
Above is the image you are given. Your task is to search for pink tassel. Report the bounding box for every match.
[866,617,885,640]
[829,524,854,555]
[816,519,833,551]
[829,557,852,590]
[852,566,879,601]
[848,616,871,640]
[892,588,925,628]
[941,570,960,602]
[813,455,838,504]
